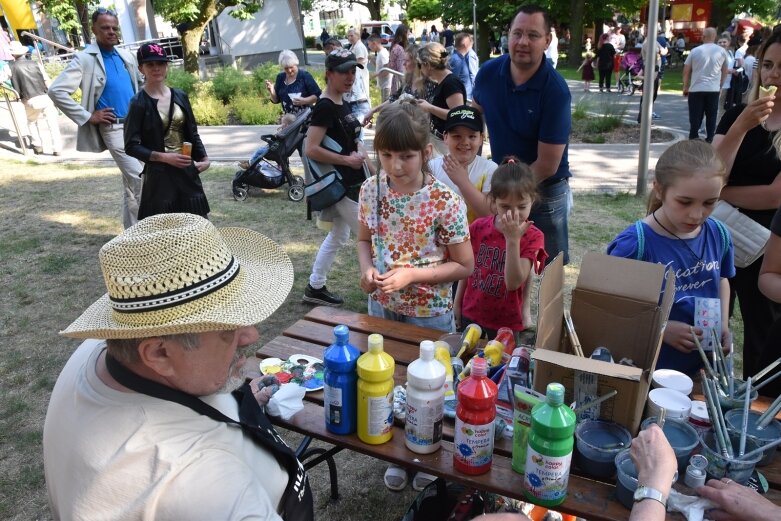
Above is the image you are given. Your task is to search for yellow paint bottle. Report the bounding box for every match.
[357,333,395,444]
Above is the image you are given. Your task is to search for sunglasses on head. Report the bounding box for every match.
[92,7,118,22]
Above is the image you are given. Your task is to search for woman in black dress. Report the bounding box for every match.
[597,33,617,93]
[124,43,210,219]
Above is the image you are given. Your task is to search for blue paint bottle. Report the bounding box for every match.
[323,325,360,434]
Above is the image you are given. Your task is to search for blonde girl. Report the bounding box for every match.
[454,157,547,337]
[608,140,734,376]
[357,100,473,332]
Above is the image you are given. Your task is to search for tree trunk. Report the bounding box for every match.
[568,0,585,67]
[182,25,206,74]
[477,20,491,63]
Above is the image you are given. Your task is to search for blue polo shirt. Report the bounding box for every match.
[473,55,571,182]
[96,48,134,118]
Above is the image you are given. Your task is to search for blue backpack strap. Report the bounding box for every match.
[711,217,730,264]
[634,220,645,261]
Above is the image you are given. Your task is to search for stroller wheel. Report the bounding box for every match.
[292,175,304,187]
[233,187,248,202]
[288,184,305,202]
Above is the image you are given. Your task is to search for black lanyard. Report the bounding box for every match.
[105,352,314,521]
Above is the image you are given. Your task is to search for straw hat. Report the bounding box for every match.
[61,214,294,339]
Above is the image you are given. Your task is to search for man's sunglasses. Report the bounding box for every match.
[92,7,118,23]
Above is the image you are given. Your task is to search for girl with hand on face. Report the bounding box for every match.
[454,157,547,338]
[608,141,734,376]
[124,43,210,219]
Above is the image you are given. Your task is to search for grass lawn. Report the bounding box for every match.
[557,61,683,93]
[0,161,744,519]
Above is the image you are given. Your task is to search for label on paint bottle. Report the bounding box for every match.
[454,417,495,468]
[323,385,343,425]
[405,397,444,448]
[524,446,572,503]
[367,393,393,437]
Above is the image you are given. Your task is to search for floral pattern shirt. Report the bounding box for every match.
[359,171,470,317]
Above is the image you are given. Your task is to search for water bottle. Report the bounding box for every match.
[357,333,395,444]
[405,340,446,454]
[524,382,576,507]
[323,325,360,434]
[453,357,498,475]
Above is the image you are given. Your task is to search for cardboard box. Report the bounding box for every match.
[532,252,675,434]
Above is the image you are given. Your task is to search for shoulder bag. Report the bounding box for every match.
[711,200,771,268]
[304,135,347,211]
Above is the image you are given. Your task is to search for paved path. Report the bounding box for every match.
[0,79,692,194]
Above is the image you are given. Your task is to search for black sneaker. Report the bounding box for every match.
[303,284,344,306]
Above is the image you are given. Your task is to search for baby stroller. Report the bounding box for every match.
[231,108,310,202]
[617,51,644,95]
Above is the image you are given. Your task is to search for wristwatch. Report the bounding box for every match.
[633,485,667,507]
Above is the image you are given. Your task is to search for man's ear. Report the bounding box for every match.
[137,337,176,377]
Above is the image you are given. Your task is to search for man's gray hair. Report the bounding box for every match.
[278,49,299,68]
[106,333,201,365]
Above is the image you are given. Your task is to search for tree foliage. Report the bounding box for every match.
[407,0,441,23]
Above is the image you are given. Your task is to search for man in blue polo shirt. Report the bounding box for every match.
[472,4,572,265]
[49,8,143,229]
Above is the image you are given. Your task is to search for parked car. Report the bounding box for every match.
[360,21,402,48]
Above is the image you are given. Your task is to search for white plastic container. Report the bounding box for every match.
[688,400,712,438]
[652,369,694,396]
[405,340,446,454]
[647,388,692,420]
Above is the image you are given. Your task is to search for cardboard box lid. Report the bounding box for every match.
[576,252,667,304]
[536,253,565,354]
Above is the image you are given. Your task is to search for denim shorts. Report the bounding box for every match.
[368,298,455,333]
[530,178,571,265]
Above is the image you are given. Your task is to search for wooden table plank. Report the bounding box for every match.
[276,401,655,521]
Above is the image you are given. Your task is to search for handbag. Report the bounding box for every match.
[303,162,346,211]
[711,200,771,268]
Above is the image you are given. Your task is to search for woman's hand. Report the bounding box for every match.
[264,79,274,93]
[416,99,432,113]
[162,152,192,169]
[631,424,677,495]
[698,478,781,521]
[734,95,774,133]
[195,159,210,173]
[375,268,416,293]
[344,151,366,169]
[360,267,380,293]
[662,322,702,353]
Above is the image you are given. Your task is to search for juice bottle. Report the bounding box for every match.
[405,340,446,454]
[357,333,395,444]
[524,382,576,507]
[323,325,360,435]
[453,357,498,475]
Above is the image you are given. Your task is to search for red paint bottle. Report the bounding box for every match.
[453,357,498,475]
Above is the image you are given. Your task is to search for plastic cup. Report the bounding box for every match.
[699,430,762,484]
[574,420,632,479]
[724,409,781,466]
[614,449,678,510]
[640,417,699,474]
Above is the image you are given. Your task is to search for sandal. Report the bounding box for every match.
[383,464,408,491]
[412,471,437,491]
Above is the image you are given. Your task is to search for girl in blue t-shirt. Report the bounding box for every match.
[607,140,735,376]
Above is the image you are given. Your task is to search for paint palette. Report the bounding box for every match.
[259,354,325,392]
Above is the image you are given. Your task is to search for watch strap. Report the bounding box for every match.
[634,485,667,507]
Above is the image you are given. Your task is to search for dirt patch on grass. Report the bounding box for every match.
[571,120,676,144]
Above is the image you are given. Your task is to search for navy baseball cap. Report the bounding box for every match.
[137,43,171,64]
[325,48,364,72]
[444,105,484,133]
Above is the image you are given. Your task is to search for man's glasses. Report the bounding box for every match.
[92,7,118,23]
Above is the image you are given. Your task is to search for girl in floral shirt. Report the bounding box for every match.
[358,100,473,332]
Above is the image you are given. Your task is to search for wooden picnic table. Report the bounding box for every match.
[257,306,781,521]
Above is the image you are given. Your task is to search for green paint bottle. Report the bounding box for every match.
[524,382,576,507]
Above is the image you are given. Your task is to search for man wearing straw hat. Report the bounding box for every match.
[43,213,313,520]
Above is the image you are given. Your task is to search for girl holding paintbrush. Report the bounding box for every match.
[608,141,735,376]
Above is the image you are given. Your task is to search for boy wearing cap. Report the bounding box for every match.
[44,213,313,520]
[430,105,497,221]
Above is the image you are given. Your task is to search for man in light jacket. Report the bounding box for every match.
[48,8,143,228]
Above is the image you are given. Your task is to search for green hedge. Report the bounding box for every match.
[166,67,197,96]
[230,95,281,125]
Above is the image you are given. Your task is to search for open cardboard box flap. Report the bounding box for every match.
[533,252,676,433]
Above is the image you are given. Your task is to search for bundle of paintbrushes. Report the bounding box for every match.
[693,328,781,462]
